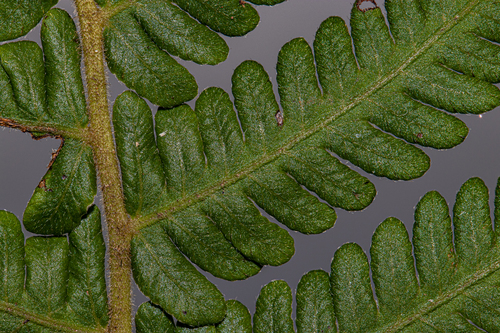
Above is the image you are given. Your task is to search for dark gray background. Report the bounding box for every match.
[1,0,500,323]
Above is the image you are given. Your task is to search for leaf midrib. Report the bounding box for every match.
[372,256,500,333]
[0,300,105,333]
[0,117,89,141]
[134,0,480,231]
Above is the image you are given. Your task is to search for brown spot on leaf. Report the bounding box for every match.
[417,133,423,138]
[239,0,246,7]
[275,110,284,127]
[47,138,65,170]
[38,179,53,192]
[38,179,46,189]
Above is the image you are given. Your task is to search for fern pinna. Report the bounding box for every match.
[135,177,500,332]
[1,0,500,331]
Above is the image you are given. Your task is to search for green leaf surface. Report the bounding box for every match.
[216,300,252,333]
[0,211,25,305]
[0,0,57,42]
[203,186,294,266]
[131,223,226,327]
[161,207,261,280]
[67,206,109,328]
[330,176,500,332]
[189,177,500,333]
[331,243,377,333]
[253,280,294,333]
[131,0,500,231]
[371,217,419,317]
[243,164,337,234]
[23,139,97,235]
[41,8,88,129]
[296,270,336,333]
[25,236,69,316]
[453,177,495,271]
[134,0,228,65]
[136,300,251,333]
[413,191,455,296]
[279,142,375,211]
[102,0,283,107]
[0,9,87,132]
[5,0,500,331]
[170,0,259,37]
[0,207,108,332]
[104,9,198,109]
[113,91,167,217]
[231,61,282,155]
[122,0,500,325]
[136,302,175,333]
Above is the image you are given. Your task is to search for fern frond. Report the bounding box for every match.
[121,0,500,324]
[137,177,500,332]
[0,206,108,332]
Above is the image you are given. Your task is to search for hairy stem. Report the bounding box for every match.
[73,0,133,332]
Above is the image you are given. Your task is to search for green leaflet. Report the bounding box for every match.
[136,302,176,333]
[126,0,500,225]
[182,177,500,332]
[67,206,109,328]
[131,223,226,327]
[135,300,251,333]
[0,211,25,306]
[253,280,294,333]
[0,0,57,42]
[104,8,198,109]
[102,0,284,108]
[203,186,295,266]
[296,270,336,333]
[118,0,500,326]
[331,177,500,332]
[331,244,377,332]
[24,236,70,316]
[215,300,252,333]
[0,206,108,332]
[161,207,261,280]
[113,91,168,217]
[134,0,228,65]
[170,0,259,37]
[0,8,88,132]
[1,8,93,236]
[23,139,97,235]
[370,218,419,317]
